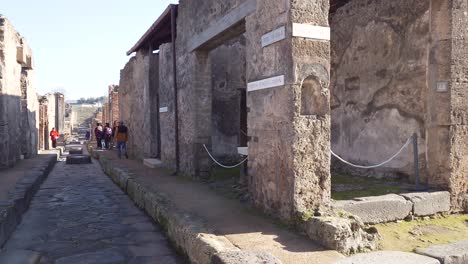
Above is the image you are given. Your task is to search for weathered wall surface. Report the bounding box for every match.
[46,93,57,148]
[246,0,331,220]
[330,0,430,179]
[176,0,249,176]
[210,36,246,161]
[119,51,159,160]
[0,16,39,167]
[159,43,176,170]
[424,0,468,211]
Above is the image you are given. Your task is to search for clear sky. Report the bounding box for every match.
[1,0,178,100]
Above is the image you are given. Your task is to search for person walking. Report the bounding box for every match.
[104,123,112,150]
[49,128,59,148]
[94,123,103,149]
[114,121,129,159]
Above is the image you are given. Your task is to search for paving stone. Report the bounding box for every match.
[54,248,125,264]
[401,192,451,216]
[0,249,43,264]
[332,194,413,223]
[415,240,468,264]
[1,161,182,263]
[212,251,282,264]
[335,251,441,264]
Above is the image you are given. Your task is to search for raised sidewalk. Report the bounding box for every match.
[89,147,344,264]
[0,152,57,248]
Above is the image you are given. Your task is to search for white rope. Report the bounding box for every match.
[331,136,413,169]
[203,144,248,169]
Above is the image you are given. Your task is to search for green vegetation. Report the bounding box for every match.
[376,214,468,252]
[331,173,405,200]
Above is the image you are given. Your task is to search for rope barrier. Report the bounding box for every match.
[331,136,413,169]
[203,144,248,169]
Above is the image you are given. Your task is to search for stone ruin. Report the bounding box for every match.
[115,0,468,250]
[0,16,39,167]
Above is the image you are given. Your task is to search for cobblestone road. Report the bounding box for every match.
[2,158,184,264]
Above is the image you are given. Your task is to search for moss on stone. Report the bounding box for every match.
[376,214,468,252]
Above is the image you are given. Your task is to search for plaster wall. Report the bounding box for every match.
[330,0,430,180]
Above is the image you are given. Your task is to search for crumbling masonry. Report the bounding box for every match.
[118,0,468,222]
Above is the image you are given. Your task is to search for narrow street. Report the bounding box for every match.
[1,152,183,264]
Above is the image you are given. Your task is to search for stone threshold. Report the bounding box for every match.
[89,146,343,264]
[0,154,57,248]
[332,192,451,224]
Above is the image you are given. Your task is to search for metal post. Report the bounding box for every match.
[412,133,425,191]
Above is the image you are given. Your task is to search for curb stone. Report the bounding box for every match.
[90,148,279,264]
[0,155,57,248]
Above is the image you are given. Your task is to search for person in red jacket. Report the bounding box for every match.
[50,128,59,148]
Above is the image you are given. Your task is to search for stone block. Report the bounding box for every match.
[304,216,380,255]
[335,251,440,264]
[415,240,468,264]
[65,155,91,165]
[143,159,163,169]
[69,148,83,155]
[0,249,43,264]
[333,194,413,224]
[401,192,451,216]
[211,251,282,264]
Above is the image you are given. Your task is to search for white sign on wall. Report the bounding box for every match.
[292,23,330,41]
[436,81,449,93]
[261,26,286,47]
[247,75,285,92]
[159,107,168,113]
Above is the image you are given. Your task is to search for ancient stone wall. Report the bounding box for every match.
[46,93,57,149]
[330,0,430,180]
[55,93,65,135]
[119,51,159,160]
[175,0,250,176]
[424,0,468,211]
[0,16,39,167]
[108,85,119,125]
[209,36,246,162]
[38,100,49,150]
[245,0,331,220]
[102,103,109,126]
[159,43,176,170]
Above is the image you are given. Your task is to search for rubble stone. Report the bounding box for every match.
[304,216,380,255]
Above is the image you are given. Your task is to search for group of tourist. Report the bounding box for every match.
[95,121,129,159]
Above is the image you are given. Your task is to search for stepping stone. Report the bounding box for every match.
[66,155,92,164]
[332,194,413,224]
[143,159,163,168]
[69,148,83,155]
[415,240,468,264]
[212,251,282,264]
[335,251,440,264]
[0,249,43,264]
[400,192,450,216]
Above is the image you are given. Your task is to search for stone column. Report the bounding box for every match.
[245,0,331,221]
[426,0,468,211]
